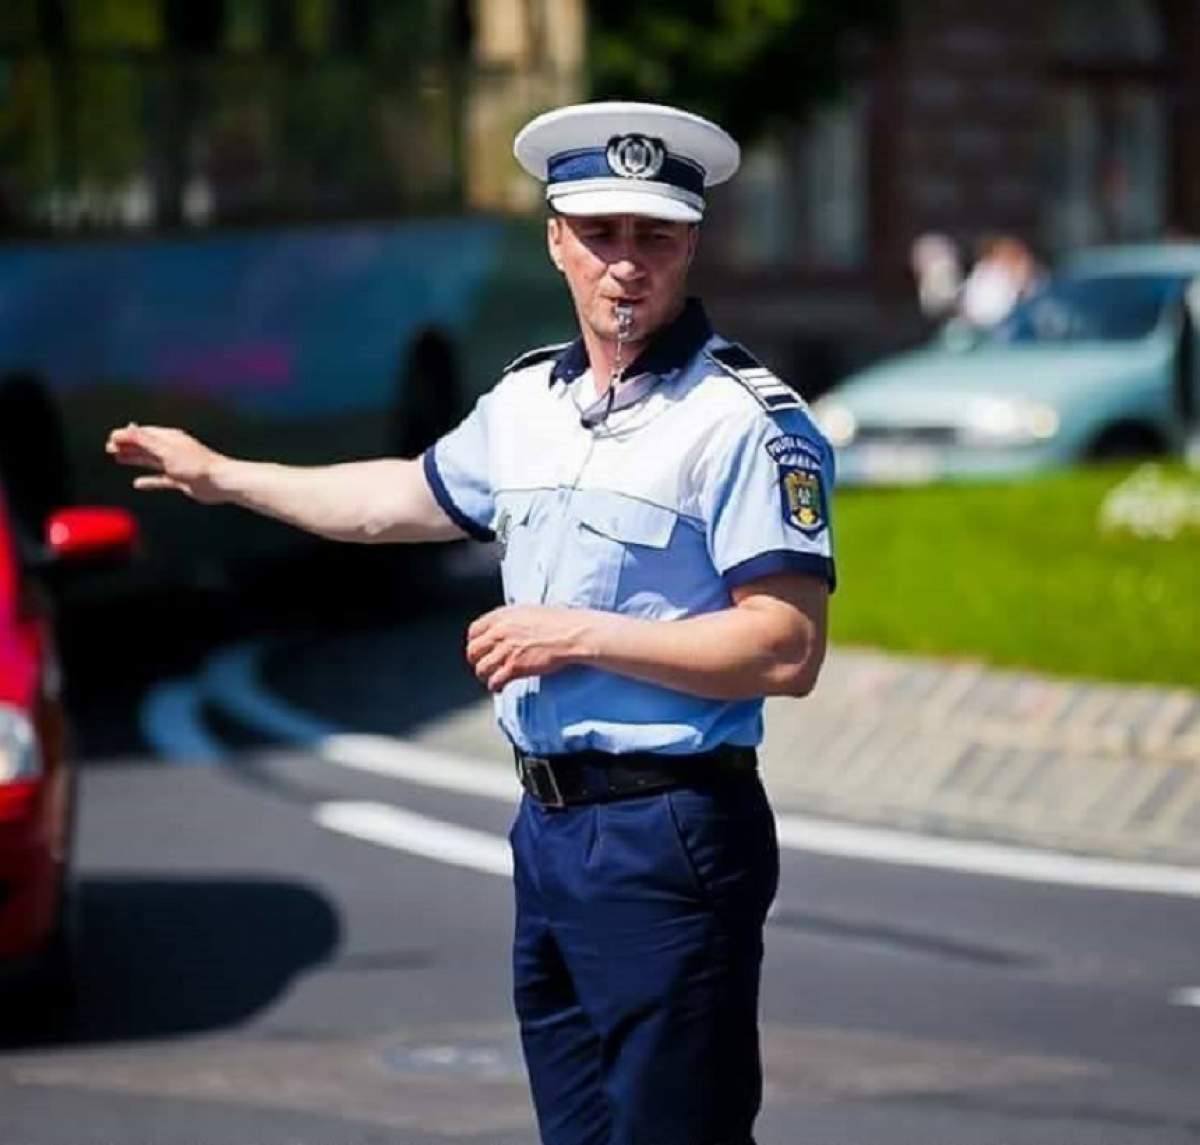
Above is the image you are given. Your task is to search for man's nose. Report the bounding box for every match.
[609,247,646,280]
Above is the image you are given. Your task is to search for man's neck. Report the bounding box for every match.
[583,329,649,398]
[581,299,685,398]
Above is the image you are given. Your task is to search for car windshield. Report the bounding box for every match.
[984,273,1184,344]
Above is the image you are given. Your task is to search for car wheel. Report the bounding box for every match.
[1086,423,1167,461]
[388,329,463,460]
[384,330,479,598]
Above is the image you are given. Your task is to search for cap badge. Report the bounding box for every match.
[606,134,665,180]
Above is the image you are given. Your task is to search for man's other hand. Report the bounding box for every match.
[466,605,592,693]
[105,423,228,503]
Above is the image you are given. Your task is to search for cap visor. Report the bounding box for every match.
[550,188,701,223]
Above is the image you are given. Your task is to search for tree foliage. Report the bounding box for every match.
[587,0,895,143]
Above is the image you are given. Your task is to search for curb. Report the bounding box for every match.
[763,649,1200,866]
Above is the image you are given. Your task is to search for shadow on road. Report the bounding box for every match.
[259,594,499,742]
[60,542,500,760]
[1,875,340,1048]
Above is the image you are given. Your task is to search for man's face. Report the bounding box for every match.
[547,213,698,349]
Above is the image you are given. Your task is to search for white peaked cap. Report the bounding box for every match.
[513,101,740,223]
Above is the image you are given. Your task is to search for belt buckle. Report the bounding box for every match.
[522,754,566,809]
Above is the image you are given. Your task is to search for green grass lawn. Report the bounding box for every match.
[829,464,1200,690]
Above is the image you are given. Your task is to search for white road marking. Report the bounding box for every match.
[322,732,1200,896]
[315,800,512,877]
[771,816,1200,898]
[145,637,1200,897]
[1170,987,1200,1007]
[321,733,516,802]
[140,678,226,764]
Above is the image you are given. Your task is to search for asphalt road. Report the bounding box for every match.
[3,573,1200,1144]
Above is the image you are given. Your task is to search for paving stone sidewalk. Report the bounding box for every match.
[762,649,1200,865]
[263,620,1200,867]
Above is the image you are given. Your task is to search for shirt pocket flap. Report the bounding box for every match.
[575,490,676,549]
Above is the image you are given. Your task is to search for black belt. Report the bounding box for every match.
[514,744,758,809]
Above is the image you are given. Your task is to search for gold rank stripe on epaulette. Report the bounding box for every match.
[706,344,804,413]
[502,341,573,375]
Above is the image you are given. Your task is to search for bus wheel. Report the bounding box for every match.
[0,371,70,539]
[388,330,463,459]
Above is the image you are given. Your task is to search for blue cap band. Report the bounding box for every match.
[547,146,705,197]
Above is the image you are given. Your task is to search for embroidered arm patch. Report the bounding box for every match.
[766,434,827,536]
[708,343,804,412]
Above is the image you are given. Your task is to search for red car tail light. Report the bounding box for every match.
[46,507,137,562]
[0,778,38,823]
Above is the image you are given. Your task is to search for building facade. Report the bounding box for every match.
[695,0,1200,396]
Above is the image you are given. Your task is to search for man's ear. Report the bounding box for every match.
[547,216,565,272]
[686,223,700,267]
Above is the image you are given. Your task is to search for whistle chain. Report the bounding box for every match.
[611,302,634,389]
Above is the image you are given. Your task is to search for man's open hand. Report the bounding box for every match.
[105,423,228,503]
[466,605,595,693]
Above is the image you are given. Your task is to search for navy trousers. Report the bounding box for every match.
[509,771,779,1145]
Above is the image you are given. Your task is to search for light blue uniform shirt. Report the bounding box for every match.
[423,300,836,756]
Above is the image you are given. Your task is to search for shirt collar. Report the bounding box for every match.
[549,297,712,387]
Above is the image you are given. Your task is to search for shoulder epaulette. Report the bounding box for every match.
[502,341,571,376]
[706,343,804,413]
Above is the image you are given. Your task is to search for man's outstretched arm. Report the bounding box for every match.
[105,424,463,544]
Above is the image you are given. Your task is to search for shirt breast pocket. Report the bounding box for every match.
[495,492,541,605]
[559,490,677,611]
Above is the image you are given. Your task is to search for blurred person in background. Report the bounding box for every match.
[959,233,1044,329]
[107,101,835,1145]
[909,231,964,321]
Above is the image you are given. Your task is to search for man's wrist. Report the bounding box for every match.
[567,609,609,666]
[206,454,240,502]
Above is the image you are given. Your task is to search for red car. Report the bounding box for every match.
[0,483,135,1014]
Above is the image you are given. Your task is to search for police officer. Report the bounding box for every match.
[107,101,836,1145]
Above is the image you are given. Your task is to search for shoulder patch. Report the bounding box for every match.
[766,434,827,536]
[706,343,804,413]
[502,342,571,376]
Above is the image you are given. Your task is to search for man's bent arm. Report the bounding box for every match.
[577,574,827,699]
[468,573,828,700]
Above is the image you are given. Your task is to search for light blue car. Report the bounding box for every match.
[813,244,1200,485]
